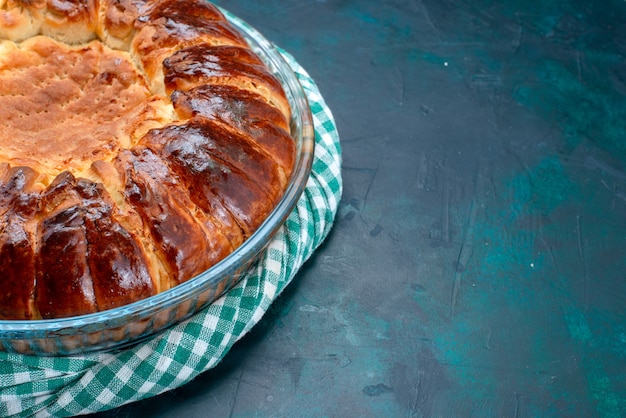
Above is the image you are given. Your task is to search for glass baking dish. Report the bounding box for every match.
[0,9,315,356]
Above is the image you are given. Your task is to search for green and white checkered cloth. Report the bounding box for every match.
[0,49,342,417]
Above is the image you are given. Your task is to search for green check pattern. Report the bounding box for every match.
[0,49,342,417]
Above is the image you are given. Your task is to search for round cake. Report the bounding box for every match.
[0,0,295,320]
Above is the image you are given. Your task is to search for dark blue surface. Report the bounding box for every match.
[95,1,626,416]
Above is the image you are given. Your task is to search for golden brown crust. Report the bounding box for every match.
[75,178,156,311]
[131,0,246,93]
[0,0,46,41]
[0,36,152,177]
[36,172,98,318]
[163,43,290,117]
[171,85,295,177]
[0,0,295,319]
[140,119,276,239]
[97,0,147,49]
[41,0,98,43]
[36,172,156,318]
[0,165,41,319]
[117,147,233,289]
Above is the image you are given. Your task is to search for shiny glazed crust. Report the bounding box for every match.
[0,0,295,319]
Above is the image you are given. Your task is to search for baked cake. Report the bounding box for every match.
[0,0,295,319]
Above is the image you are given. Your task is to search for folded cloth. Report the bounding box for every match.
[0,46,342,417]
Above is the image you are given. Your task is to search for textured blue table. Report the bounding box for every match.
[95,0,626,416]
